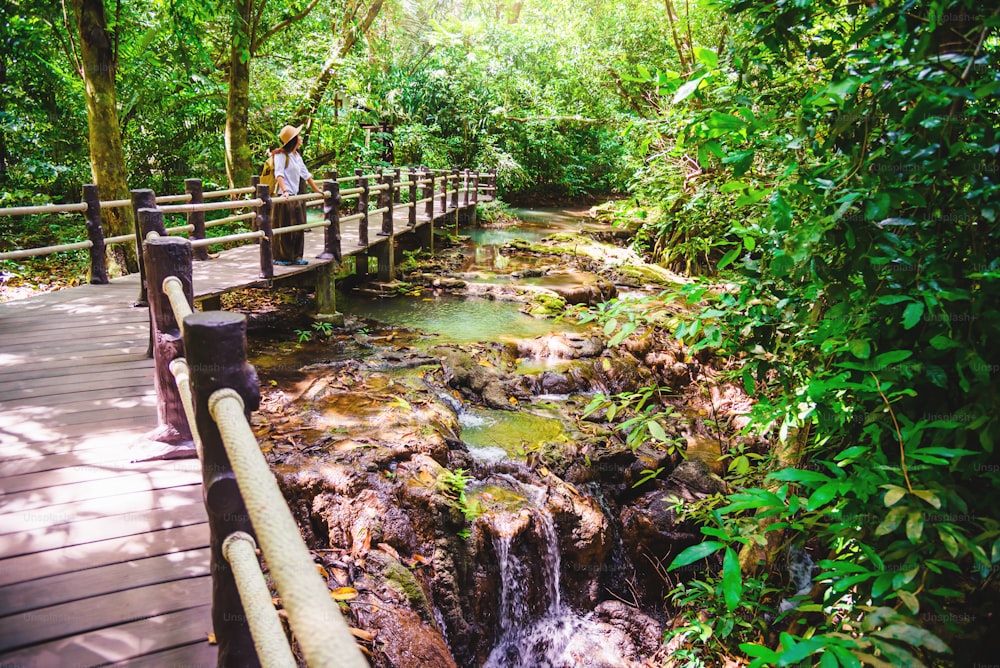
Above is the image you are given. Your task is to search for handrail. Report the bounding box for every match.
[0,202,88,216]
[158,198,262,214]
[0,239,93,261]
[209,388,369,668]
[0,166,495,283]
[222,532,298,668]
[190,230,265,248]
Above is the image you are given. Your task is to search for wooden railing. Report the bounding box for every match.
[145,233,370,667]
[0,167,498,288]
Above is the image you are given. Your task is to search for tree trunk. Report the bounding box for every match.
[72,0,135,275]
[225,0,253,190]
[292,0,385,130]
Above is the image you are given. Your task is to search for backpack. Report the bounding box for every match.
[259,149,285,195]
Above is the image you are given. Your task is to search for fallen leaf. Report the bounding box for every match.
[412,554,432,566]
[330,587,359,601]
[477,359,495,367]
[349,627,376,642]
[315,564,328,579]
[207,633,217,645]
[378,543,401,560]
[330,567,350,586]
[508,396,518,405]
[539,466,550,477]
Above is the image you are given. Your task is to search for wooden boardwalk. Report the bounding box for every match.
[0,201,473,666]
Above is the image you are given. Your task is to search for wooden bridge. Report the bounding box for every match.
[0,168,492,666]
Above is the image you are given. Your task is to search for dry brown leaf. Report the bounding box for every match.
[315,564,328,579]
[412,554,432,566]
[377,542,401,560]
[330,566,350,586]
[349,627,376,642]
[330,587,359,601]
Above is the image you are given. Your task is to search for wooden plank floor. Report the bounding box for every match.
[0,200,477,666]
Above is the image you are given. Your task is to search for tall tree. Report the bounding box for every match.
[224,0,321,189]
[72,0,136,274]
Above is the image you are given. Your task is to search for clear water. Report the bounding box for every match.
[338,291,578,344]
[460,407,568,463]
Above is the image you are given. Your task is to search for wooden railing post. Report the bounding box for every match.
[451,168,459,210]
[490,168,498,193]
[185,178,209,261]
[357,170,370,247]
[184,310,260,668]
[472,170,480,205]
[320,172,341,262]
[131,189,157,306]
[463,168,470,207]
[379,172,393,237]
[424,168,434,220]
[136,228,196,461]
[408,171,417,228]
[439,169,448,211]
[82,184,109,284]
[394,167,402,204]
[255,184,274,279]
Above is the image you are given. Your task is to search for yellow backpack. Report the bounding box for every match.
[259,150,284,195]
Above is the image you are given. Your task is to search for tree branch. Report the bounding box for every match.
[251,0,322,53]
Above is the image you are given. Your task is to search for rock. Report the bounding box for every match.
[619,460,726,604]
[357,602,457,668]
[548,481,610,607]
[594,600,662,655]
[516,333,604,361]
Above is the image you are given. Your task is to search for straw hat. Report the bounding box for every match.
[278,124,303,145]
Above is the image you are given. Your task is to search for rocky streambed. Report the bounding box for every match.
[231,208,755,667]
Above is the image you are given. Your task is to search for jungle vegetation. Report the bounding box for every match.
[1,0,997,665]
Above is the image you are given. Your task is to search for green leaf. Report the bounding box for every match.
[777,635,827,666]
[850,339,872,359]
[906,511,924,542]
[882,485,906,507]
[648,420,667,441]
[673,76,704,104]
[875,507,907,535]
[668,541,724,570]
[718,246,742,270]
[874,350,913,368]
[806,481,841,511]
[874,623,949,653]
[694,47,719,69]
[768,468,831,484]
[722,547,742,611]
[911,489,941,509]
[902,301,924,330]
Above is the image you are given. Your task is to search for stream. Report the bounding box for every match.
[240,206,735,667]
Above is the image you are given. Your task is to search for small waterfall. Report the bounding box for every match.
[482,480,617,668]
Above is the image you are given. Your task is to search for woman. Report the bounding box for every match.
[271,124,323,265]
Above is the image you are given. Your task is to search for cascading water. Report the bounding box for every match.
[481,480,623,668]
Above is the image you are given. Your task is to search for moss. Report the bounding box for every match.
[526,292,567,317]
[372,551,433,618]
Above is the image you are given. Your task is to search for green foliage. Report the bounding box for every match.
[438,467,482,534]
[623,0,1000,664]
[294,320,334,343]
[583,385,684,453]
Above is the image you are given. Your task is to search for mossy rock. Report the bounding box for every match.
[526,291,567,317]
[369,550,434,620]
